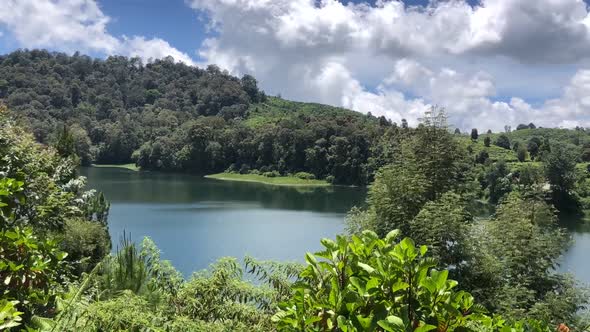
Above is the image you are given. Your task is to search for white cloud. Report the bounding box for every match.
[0,0,195,65]
[122,36,195,65]
[189,0,590,130]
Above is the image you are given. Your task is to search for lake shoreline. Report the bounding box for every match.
[205,172,331,187]
[91,163,140,171]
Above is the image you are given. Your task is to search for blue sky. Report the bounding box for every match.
[2,0,590,130]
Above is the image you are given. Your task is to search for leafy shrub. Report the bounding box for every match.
[249,169,261,175]
[0,226,67,322]
[263,171,280,178]
[239,164,250,174]
[274,230,556,332]
[0,300,23,330]
[226,163,238,173]
[495,134,511,149]
[294,172,316,180]
[58,218,111,275]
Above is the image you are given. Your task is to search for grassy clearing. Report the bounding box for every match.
[91,163,139,171]
[205,172,330,187]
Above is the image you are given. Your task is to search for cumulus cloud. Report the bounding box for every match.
[189,0,590,130]
[2,0,590,130]
[0,0,195,65]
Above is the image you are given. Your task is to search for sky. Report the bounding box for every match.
[2,0,590,131]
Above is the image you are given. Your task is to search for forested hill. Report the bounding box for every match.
[2,50,590,186]
[0,49,391,185]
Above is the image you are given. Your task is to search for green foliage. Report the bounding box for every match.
[544,143,580,213]
[0,226,67,322]
[409,193,472,273]
[517,145,528,162]
[274,231,555,331]
[55,124,76,160]
[495,134,511,149]
[466,193,587,325]
[58,218,111,275]
[295,172,316,180]
[369,162,428,237]
[0,109,112,329]
[485,160,512,204]
[0,300,22,330]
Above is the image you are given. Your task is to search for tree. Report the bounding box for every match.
[369,162,428,237]
[484,136,491,147]
[413,107,466,200]
[528,139,540,160]
[494,134,511,149]
[55,124,76,158]
[454,128,461,135]
[517,123,529,130]
[469,193,583,322]
[544,143,578,212]
[401,118,408,129]
[486,160,512,203]
[470,128,479,140]
[517,145,527,162]
[475,150,489,164]
[528,122,536,129]
[409,192,472,274]
[581,142,590,162]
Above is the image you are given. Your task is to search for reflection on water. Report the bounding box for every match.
[80,167,588,284]
[80,167,366,276]
[557,213,590,284]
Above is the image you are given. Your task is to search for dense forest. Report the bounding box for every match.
[3,50,590,187]
[1,101,589,331]
[0,50,392,185]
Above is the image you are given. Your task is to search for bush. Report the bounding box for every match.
[249,169,260,175]
[294,172,316,180]
[495,134,511,149]
[263,171,280,178]
[238,164,250,174]
[326,175,335,184]
[225,163,237,173]
[59,218,111,275]
[274,231,556,331]
[517,146,528,162]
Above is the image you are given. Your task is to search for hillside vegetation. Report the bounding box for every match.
[0,50,390,185]
[1,103,590,330]
[2,50,590,188]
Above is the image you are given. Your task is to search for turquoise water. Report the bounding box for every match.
[81,167,588,284]
[80,167,366,276]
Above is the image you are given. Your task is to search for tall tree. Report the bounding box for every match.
[471,128,479,140]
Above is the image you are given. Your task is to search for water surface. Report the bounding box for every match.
[81,167,589,285]
[80,167,366,276]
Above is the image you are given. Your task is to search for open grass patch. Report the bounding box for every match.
[91,163,139,171]
[205,172,330,187]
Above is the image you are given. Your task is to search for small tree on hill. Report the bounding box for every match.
[484,136,491,147]
[494,134,511,149]
[471,128,479,140]
[517,145,527,162]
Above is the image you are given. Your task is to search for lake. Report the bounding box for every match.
[80,167,589,284]
[80,167,366,276]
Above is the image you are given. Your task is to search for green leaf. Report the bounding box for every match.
[414,324,437,332]
[357,262,375,274]
[377,315,405,332]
